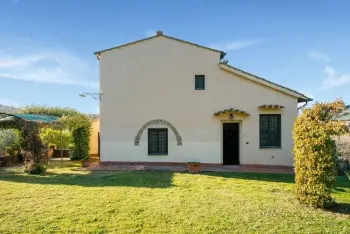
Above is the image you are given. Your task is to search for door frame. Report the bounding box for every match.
[221,120,242,165]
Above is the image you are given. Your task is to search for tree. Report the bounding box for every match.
[21,122,47,174]
[0,129,20,153]
[293,100,349,208]
[40,128,72,149]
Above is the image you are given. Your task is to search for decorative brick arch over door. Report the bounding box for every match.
[134,119,182,146]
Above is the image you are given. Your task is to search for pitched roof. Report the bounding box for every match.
[220,63,312,103]
[94,31,226,60]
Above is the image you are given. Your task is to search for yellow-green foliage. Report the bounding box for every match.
[20,105,91,161]
[293,100,349,208]
[40,128,72,149]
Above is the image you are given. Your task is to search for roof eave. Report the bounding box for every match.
[94,52,101,60]
[298,97,313,103]
[93,33,225,60]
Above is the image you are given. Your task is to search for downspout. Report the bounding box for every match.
[297,101,308,110]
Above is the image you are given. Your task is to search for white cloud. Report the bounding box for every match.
[323,66,350,89]
[0,50,98,88]
[210,40,260,51]
[308,51,330,62]
[306,51,350,89]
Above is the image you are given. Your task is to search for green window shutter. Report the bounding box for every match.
[195,75,205,90]
[148,128,168,155]
[259,114,281,148]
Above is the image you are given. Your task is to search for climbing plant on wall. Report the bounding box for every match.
[293,99,349,208]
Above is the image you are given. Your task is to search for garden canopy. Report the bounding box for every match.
[0,113,59,125]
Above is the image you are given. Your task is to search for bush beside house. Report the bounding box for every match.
[293,100,349,208]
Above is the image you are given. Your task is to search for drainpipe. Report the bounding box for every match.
[297,101,308,111]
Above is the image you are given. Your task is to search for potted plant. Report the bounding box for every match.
[187,161,201,173]
[81,156,90,168]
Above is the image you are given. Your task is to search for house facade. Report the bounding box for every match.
[95,31,311,167]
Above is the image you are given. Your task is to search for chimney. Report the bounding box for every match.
[156,30,163,36]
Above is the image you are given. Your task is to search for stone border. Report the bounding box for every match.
[134,119,182,146]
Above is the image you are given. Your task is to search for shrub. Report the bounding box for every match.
[5,146,15,156]
[293,100,349,208]
[0,129,20,153]
[40,128,73,149]
[70,127,90,160]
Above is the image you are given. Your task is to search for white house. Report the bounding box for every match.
[94,30,311,168]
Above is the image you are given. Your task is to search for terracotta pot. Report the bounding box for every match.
[81,160,90,168]
[188,163,200,173]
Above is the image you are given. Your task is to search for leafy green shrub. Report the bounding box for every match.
[0,129,20,153]
[293,100,349,208]
[70,127,90,160]
[5,146,15,156]
[68,143,74,150]
[40,128,73,149]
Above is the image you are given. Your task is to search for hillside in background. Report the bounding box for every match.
[0,104,18,113]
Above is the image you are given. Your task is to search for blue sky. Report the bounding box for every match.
[1,0,350,113]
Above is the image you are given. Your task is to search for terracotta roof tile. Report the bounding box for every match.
[214,108,250,116]
[259,105,285,109]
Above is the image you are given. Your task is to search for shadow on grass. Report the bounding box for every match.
[203,171,350,188]
[325,203,350,215]
[203,172,296,184]
[0,170,175,188]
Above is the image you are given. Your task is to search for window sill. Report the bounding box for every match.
[259,146,281,149]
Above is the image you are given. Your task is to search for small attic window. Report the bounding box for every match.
[195,75,205,90]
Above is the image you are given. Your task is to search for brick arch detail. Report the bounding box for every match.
[134,119,182,146]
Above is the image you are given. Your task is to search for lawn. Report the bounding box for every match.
[0,162,349,233]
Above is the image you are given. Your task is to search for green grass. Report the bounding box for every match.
[0,162,349,233]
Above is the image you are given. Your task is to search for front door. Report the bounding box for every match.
[223,123,240,165]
